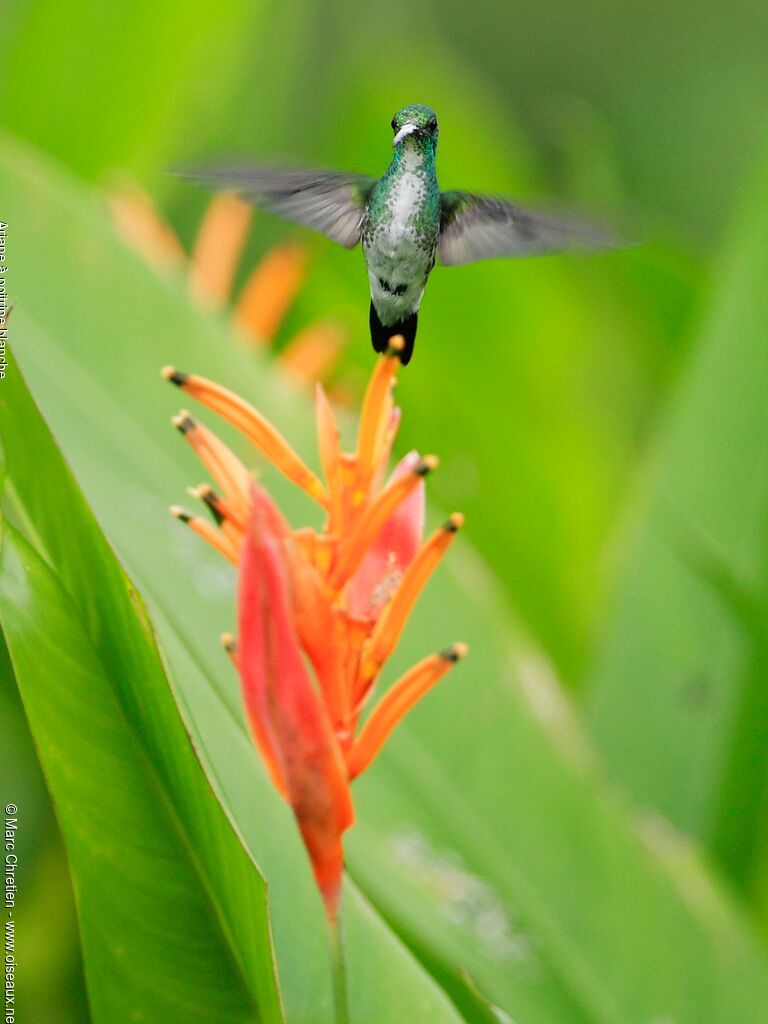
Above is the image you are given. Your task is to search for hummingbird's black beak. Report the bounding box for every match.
[392,123,418,147]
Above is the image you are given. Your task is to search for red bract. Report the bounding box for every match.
[164,337,467,919]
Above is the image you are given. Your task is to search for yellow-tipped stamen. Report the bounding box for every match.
[188,484,247,546]
[280,321,344,382]
[189,484,225,524]
[347,643,468,779]
[220,632,239,667]
[169,505,240,564]
[355,339,404,493]
[189,483,247,530]
[189,195,253,308]
[234,242,308,343]
[223,628,290,800]
[328,455,438,592]
[358,513,464,691]
[170,408,252,513]
[164,368,328,506]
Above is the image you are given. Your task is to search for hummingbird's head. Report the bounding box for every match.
[391,104,438,149]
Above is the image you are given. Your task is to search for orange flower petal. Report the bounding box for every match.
[347,644,467,779]
[358,513,464,690]
[164,368,328,506]
[328,455,437,592]
[109,186,186,271]
[281,321,344,383]
[169,505,240,564]
[189,194,253,308]
[239,490,354,917]
[345,451,425,620]
[170,409,252,513]
[188,484,247,547]
[355,338,404,496]
[234,242,308,343]
[370,406,401,495]
[281,533,348,728]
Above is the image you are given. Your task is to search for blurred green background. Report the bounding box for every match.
[4,0,768,1019]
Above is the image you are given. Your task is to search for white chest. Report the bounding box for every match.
[389,149,426,231]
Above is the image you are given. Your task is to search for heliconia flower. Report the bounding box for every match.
[163,337,467,919]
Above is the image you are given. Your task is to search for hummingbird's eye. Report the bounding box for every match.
[391,118,397,131]
[428,115,437,130]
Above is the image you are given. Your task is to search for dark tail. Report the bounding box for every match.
[370,303,418,366]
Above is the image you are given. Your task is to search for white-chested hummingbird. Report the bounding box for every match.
[180,103,610,365]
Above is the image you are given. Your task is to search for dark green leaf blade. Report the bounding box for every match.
[0,342,285,1022]
[0,522,264,1023]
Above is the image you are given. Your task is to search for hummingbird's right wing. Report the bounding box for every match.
[174,166,377,248]
[438,191,613,266]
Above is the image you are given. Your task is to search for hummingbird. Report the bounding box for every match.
[181,103,609,365]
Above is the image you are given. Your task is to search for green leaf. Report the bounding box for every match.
[586,150,768,891]
[0,625,90,1024]
[0,348,285,1022]
[0,520,274,1022]
[4,133,768,1023]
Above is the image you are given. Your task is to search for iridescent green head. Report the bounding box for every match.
[391,104,439,149]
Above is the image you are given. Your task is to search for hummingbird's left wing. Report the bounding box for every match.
[438,191,612,266]
[176,166,377,248]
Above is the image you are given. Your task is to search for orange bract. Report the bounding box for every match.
[234,242,308,342]
[188,194,253,308]
[111,182,346,381]
[165,340,467,918]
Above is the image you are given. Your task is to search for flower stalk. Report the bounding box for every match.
[328,912,351,1024]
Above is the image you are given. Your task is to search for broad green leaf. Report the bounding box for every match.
[0,522,270,1023]
[586,152,768,888]
[0,632,89,1024]
[0,344,464,1024]
[0,348,285,1022]
[4,134,768,1023]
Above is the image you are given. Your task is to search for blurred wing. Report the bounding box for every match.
[439,190,613,266]
[176,165,377,248]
